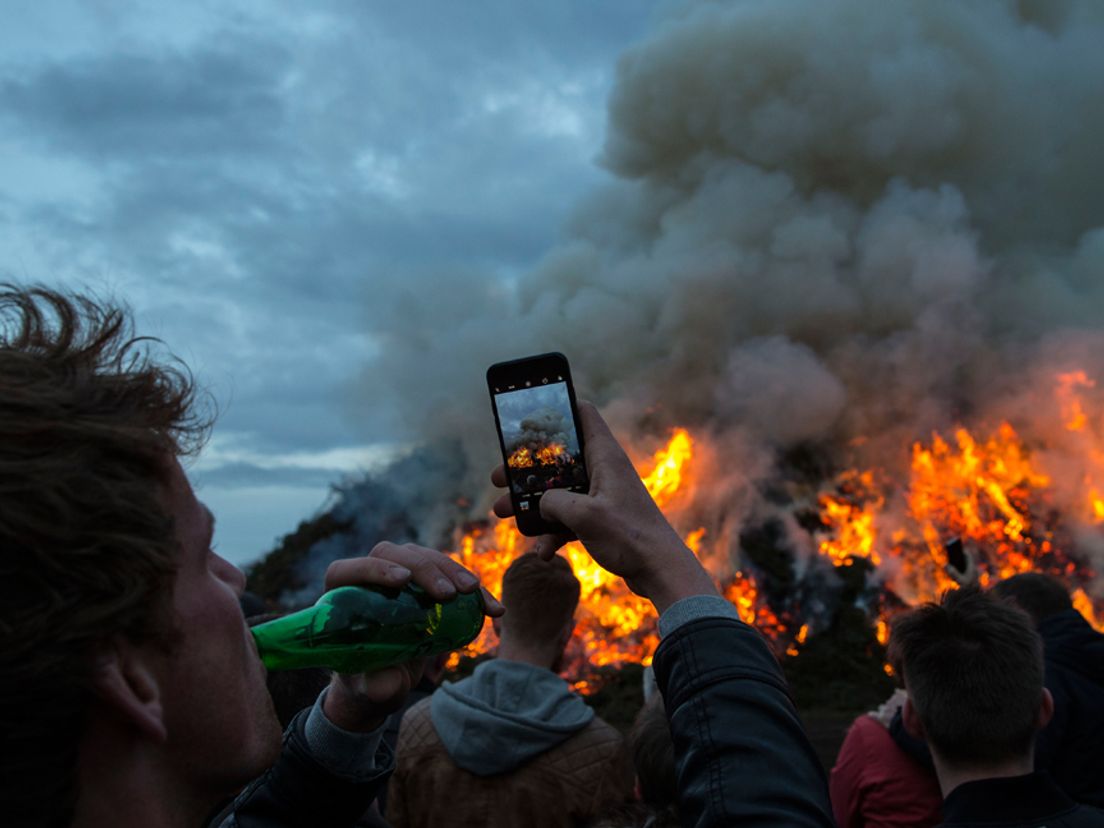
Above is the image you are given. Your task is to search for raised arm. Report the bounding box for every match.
[492,402,833,827]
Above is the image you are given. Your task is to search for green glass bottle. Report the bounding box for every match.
[251,584,485,674]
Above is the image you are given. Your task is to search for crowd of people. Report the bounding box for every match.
[2,285,1103,828]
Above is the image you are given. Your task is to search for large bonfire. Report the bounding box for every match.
[448,371,1104,691]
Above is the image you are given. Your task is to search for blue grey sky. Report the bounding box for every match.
[1,0,663,564]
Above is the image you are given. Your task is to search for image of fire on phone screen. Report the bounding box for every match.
[487,352,590,536]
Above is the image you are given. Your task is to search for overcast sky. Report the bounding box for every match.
[1,0,663,565]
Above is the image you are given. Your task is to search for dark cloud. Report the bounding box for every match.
[0,0,663,561]
[0,41,289,162]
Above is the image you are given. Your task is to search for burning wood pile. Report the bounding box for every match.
[447,371,1104,693]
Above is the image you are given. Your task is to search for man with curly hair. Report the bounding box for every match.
[0,286,502,828]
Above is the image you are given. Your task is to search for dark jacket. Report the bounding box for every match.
[1035,609,1104,807]
[651,616,834,827]
[216,708,393,827]
[891,608,1104,807]
[940,772,1104,827]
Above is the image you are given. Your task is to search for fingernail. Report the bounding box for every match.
[457,572,478,589]
[435,577,456,595]
[389,566,412,579]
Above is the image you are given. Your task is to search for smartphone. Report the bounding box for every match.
[945,538,967,573]
[487,352,589,536]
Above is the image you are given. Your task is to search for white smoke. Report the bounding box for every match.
[359,0,1104,590]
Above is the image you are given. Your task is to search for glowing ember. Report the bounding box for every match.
[875,620,889,647]
[785,623,810,657]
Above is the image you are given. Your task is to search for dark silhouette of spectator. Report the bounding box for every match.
[890,586,1104,826]
[992,573,1104,807]
[386,552,632,828]
[628,698,679,827]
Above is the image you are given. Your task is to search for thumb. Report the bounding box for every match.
[539,488,593,534]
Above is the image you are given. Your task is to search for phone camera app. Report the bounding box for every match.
[495,380,584,499]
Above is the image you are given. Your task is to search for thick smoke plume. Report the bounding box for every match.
[509,408,569,452]
[324,0,1104,602]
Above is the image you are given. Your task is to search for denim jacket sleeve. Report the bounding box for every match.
[653,616,835,828]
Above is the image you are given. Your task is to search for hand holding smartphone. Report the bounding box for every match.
[487,352,590,536]
[945,538,967,573]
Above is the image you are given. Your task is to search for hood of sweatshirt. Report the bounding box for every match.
[430,659,595,776]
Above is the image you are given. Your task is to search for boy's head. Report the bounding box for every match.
[498,552,580,658]
[890,586,1049,770]
[991,572,1073,625]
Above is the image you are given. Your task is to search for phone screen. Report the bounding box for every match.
[488,353,589,535]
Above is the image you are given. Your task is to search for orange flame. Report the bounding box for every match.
[818,471,882,567]
[642,428,693,506]
[508,446,533,469]
[447,426,786,689]
[815,370,1104,636]
[450,369,1104,691]
[1056,371,1094,432]
[535,442,569,465]
[1073,588,1104,633]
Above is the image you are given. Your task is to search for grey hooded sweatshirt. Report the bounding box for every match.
[429,659,595,776]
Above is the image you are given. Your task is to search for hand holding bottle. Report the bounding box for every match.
[319,542,504,732]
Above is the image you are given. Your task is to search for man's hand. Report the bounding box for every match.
[320,542,504,732]
[491,402,716,615]
[945,542,980,588]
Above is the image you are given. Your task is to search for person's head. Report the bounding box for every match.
[495,552,580,668]
[630,698,677,814]
[0,287,279,826]
[991,572,1073,625]
[889,587,1052,778]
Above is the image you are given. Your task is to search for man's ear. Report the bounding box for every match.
[91,640,168,743]
[1037,687,1054,731]
[902,696,926,741]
